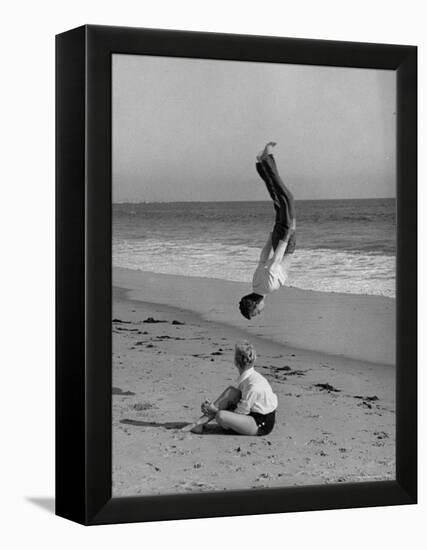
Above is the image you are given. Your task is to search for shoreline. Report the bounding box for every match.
[113,267,395,365]
[113,286,395,398]
[113,264,396,299]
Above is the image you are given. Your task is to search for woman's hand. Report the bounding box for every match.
[201,400,218,416]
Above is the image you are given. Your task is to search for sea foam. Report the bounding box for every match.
[113,238,395,298]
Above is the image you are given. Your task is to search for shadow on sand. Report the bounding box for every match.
[120,418,233,435]
[120,419,189,430]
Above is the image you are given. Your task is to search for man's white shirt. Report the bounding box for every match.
[252,258,288,296]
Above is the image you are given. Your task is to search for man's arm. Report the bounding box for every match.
[271,219,295,265]
[259,233,273,262]
[271,237,289,265]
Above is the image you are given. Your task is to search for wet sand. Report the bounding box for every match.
[114,267,395,365]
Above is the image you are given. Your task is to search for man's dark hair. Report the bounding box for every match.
[238,293,264,320]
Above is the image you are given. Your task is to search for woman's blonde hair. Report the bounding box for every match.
[234,341,257,369]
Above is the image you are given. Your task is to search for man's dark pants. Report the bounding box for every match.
[256,154,296,253]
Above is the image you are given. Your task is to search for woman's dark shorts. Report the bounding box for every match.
[249,410,276,436]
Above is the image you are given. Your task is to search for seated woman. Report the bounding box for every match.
[186,341,278,436]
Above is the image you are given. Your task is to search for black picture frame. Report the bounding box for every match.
[56,24,417,525]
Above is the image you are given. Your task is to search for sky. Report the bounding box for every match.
[112,54,396,202]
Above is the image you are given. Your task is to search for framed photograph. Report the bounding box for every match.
[56,25,417,525]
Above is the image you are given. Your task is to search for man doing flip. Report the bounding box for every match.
[239,142,296,320]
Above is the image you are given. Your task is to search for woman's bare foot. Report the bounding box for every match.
[257,141,277,161]
[190,424,204,434]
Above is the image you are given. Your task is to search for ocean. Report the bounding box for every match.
[112,199,396,298]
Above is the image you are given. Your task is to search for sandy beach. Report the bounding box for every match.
[112,267,395,496]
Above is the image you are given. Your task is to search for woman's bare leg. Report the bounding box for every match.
[215,410,258,435]
[187,386,241,433]
[213,386,241,409]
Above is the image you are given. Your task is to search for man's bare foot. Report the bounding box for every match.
[265,141,277,155]
[257,141,277,161]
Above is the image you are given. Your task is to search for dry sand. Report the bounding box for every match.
[112,268,395,497]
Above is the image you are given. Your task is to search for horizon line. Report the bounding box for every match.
[112,197,395,205]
